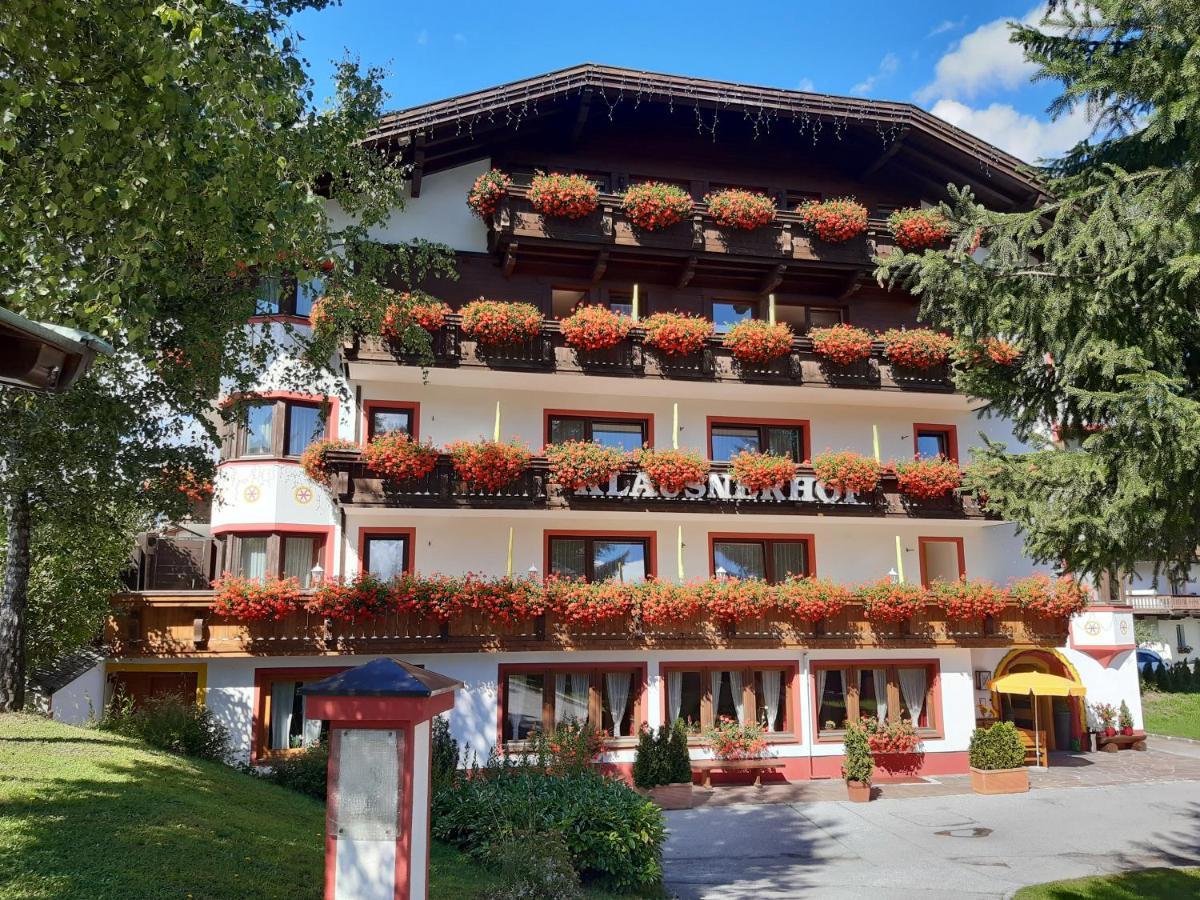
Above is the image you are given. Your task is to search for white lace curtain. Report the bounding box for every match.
[760,670,782,732]
[667,671,682,724]
[270,681,295,749]
[554,672,590,724]
[605,672,631,737]
[728,670,746,725]
[899,668,927,725]
[872,668,889,723]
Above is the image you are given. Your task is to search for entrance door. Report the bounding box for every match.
[110,670,198,708]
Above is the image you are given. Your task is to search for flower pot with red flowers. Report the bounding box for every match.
[544,440,631,491]
[459,299,543,348]
[544,576,640,631]
[808,323,874,366]
[888,207,951,251]
[528,171,599,219]
[459,574,546,634]
[362,432,440,484]
[880,328,954,371]
[796,198,868,243]
[728,450,798,493]
[392,572,467,624]
[211,574,303,622]
[722,319,794,366]
[306,573,392,623]
[300,438,358,487]
[1091,702,1118,737]
[704,717,768,760]
[774,576,852,623]
[622,182,694,231]
[705,189,777,230]
[446,438,532,493]
[858,580,928,626]
[640,312,714,365]
[638,579,705,631]
[812,450,881,495]
[635,447,709,495]
[893,457,963,500]
[559,304,633,353]
[466,169,511,219]
[693,578,774,626]
[381,292,451,339]
[957,337,1022,369]
[863,717,921,755]
[1009,574,1090,619]
[928,578,1007,623]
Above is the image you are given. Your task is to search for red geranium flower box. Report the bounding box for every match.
[1008,574,1089,618]
[796,198,868,243]
[621,182,693,231]
[809,323,874,365]
[544,440,631,491]
[362,432,439,483]
[640,311,714,357]
[211,574,303,622]
[300,438,357,486]
[635,447,709,494]
[467,169,512,219]
[928,578,1007,621]
[859,580,928,624]
[306,573,392,623]
[722,319,794,364]
[559,305,633,352]
[812,450,881,494]
[775,577,852,622]
[528,172,599,219]
[381,292,451,339]
[706,188,777,230]
[888,207,951,251]
[881,328,954,370]
[447,439,532,492]
[459,299,543,347]
[728,450,798,492]
[893,457,962,500]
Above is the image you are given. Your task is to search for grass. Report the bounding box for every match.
[1141,691,1200,740]
[1013,867,1200,899]
[0,714,645,900]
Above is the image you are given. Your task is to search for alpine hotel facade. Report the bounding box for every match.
[64,66,1142,780]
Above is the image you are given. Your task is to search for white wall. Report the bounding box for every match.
[50,664,105,725]
[1140,616,1199,665]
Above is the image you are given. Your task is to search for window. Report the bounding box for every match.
[663,664,794,736]
[500,665,643,743]
[814,662,938,737]
[772,303,844,333]
[364,402,417,441]
[709,419,808,463]
[225,531,327,587]
[282,536,320,588]
[551,287,590,319]
[711,536,811,584]
[229,396,333,460]
[254,274,322,318]
[362,532,411,582]
[255,668,344,758]
[548,534,650,583]
[1178,623,1189,652]
[285,403,324,456]
[605,290,634,318]
[918,537,965,586]
[711,300,756,334]
[913,424,958,462]
[243,402,274,456]
[546,412,649,451]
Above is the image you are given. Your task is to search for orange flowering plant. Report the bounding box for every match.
[957,337,1022,368]
[728,450,798,492]
[880,328,954,370]
[362,432,439,483]
[460,574,546,624]
[1008,574,1090,618]
[722,319,794,364]
[775,577,852,622]
[893,457,962,500]
[694,577,774,623]
[460,299,543,346]
[706,188,777,230]
[306,573,391,622]
[528,171,599,219]
[621,181,693,230]
[381,291,451,338]
[447,438,532,492]
[808,323,874,365]
[858,580,928,624]
[530,721,607,774]
[796,197,868,243]
[544,440,630,491]
[862,716,921,754]
[812,450,881,494]
[888,207,951,251]
[300,438,357,486]
[466,168,511,219]
[638,579,703,627]
[559,304,633,351]
[927,578,1007,621]
[211,574,303,621]
[543,575,641,626]
[640,311,714,356]
[391,572,468,622]
[704,716,768,760]
[635,447,709,494]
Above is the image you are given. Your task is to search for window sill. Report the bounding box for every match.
[503,737,640,753]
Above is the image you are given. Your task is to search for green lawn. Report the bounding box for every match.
[1013,867,1200,899]
[1141,691,1200,740]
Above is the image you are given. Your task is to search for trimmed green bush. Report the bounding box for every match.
[100,695,229,762]
[665,719,693,785]
[841,719,873,785]
[633,719,695,789]
[484,829,583,900]
[433,768,665,892]
[263,741,328,799]
[632,725,660,789]
[969,721,1026,770]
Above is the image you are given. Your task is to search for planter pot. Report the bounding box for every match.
[648,782,694,810]
[970,766,1029,795]
[1121,727,1134,736]
[1104,727,1118,737]
[846,780,871,803]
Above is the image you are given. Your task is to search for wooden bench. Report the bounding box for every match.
[1097,732,1147,752]
[692,758,778,789]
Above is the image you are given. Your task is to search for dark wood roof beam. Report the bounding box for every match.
[676,256,698,289]
[410,134,426,198]
[759,263,787,295]
[570,89,593,146]
[859,127,908,180]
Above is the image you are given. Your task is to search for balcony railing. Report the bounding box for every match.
[107,592,1066,658]
[1126,594,1200,615]
[323,451,987,520]
[344,317,956,394]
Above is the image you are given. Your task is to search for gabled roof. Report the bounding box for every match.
[370,63,1043,203]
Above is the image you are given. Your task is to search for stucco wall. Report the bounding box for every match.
[49,664,105,725]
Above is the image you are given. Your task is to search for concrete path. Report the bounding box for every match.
[663,765,1200,898]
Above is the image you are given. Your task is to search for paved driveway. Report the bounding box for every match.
[663,746,1200,898]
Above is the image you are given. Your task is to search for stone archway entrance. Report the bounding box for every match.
[992,649,1085,754]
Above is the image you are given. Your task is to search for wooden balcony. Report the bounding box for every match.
[343,317,956,395]
[1125,594,1200,616]
[107,592,1067,659]
[323,451,988,520]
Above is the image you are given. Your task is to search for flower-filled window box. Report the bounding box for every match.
[893,457,962,500]
[300,438,358,486]
[544,440,631,491]
[459,299,543,347]
[704,717,768,760]
[528,171,600,219]
[543,576,640,627]
[381,292,451,339]
[446,438,532,492]
[722,319,794,364]
[888,207,951,251]
[796,198,868,243]
[634,447,709,494]
[1008,574,1089,618]
[638,580,704,628]
[705,189,777,230]
[880,328,954,370]
[306,573,391,623]
[774,577,852,623]
[362,432,440,483]
[694,578,775,625]
[559,304,633,352]
[809,323,874,365]
[467,169,511,219]
[641,311,714,357]
[622,182,693,231]
[928,579,1007,621]
[859,580,928,625]
[812,450,882,494]
[728,450,799,492]
[211,574,303,621]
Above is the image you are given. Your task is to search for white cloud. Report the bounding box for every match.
[416,28,429,45]
[927,17,966,38]
[851,52,900,96]
[930,98,1095,163]
[796,77,815,92]
[916,6,1046,103]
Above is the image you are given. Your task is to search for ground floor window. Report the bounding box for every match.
[255,668,343,758]
[662,664,796,737]
[814,662,939,739]
[500,665,644,744]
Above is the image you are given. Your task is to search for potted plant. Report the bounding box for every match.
[466,168,511,219]
[528,171,599,219]
[728,449,798,492]
[306,573,391,623]
[880,328,954,370]
[796,197,869,243]
[774,576,852,623]
[1118,700,1135,736]
[210,574,303,621]
[888,207,951,251]
[955,337,1022,369]
[927,578,1007,622]
[462,574,546,625]
[362,432,440,483]
[968,721,1029,794]
[703,716,767,760]
[633,720,694,809]
[638,579,703,628]
[858,580,928,625]
[812,449,882,494]
[1009,574,1090,619]
[542,576,640,627]
[300,438,357,487]
[1092,702,1118,737]
[381,292,451,338]
[621,182,693,230]
[459,299,543,347]
[634,447,708,494]
[446,438,532,492]
[863,717,920,755]
[842,718,874,802]
[543,439,630,491]
[808,323,874,365]
[640,311,714,357]
[559,304,633,352]
[722,319,794,364]
[893,457,963,500]
[705,188,777,230]
[694,578,774,625]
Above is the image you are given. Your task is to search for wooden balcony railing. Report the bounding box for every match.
[107,592,1067,659]
[1125,594,1200,615]
[323,451,988,520]
[343,317,957,394]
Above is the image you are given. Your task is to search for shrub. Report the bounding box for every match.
[927,578,1007,621]
[381,291,451,337]
[484,830,583,900]
[299,437,357,486]
[812,449,881,494]
[528,721,607,776]
[893,457,963,500]
[467,168,511,219]
[796,197,868,242]
[640,311,713,356]
[432,715,461,793]
[728,449,798,492]
[706,188,777,230]
[775,576,852,622]
[665,718,693,784]
[858,580,928,624]
[621,181,693,230]
[633,721,693,789]
[447,438,532,492]
[101,695,230,762]
[544,440,630,490]
[559,304,633,351]
[888,207,951,251]
[210,574,303,621]
[362,431,439,483]
[880,328,954,369]
[632,725,661,789]
[703,716,767,760]
[808,323,874,365]
[634,447,708,494]
[1008,574,1090,618]
[529,171,599,219]
[968,721,1025,770]
[432,768,666,892]
[305,573,391,622]
[263,740,329,799]
[460,299,543,346]
[722,319,794,364]
[841,718,874,785]
[1118,700,1134,730]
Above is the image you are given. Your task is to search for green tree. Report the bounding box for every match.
[0,0,448,708]
[876,1,1200,584]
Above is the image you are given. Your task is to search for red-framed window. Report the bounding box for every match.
[918,536,966,586]
[214,526,332,589]
[912,423,959,463]
[544,530,656,583]
[708,532,815,583]
[358,527,415,581]
[706,416,810,463]
[253,666,346,762]
[812,660,942,740]
[660,661,799,740]
[498,663,647,746]
[363,400,420,443]
[223,392,338,462]
[543,409,653,451]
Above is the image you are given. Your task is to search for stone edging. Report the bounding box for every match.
[1146,732,1200,746]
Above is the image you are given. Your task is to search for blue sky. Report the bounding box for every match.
[289,1,1092,163]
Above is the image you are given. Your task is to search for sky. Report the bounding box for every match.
[288,1,1095,165]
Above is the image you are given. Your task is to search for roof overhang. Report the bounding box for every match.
[0,306,115,394]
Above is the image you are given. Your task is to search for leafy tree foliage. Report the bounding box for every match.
[877,0,1200,584]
